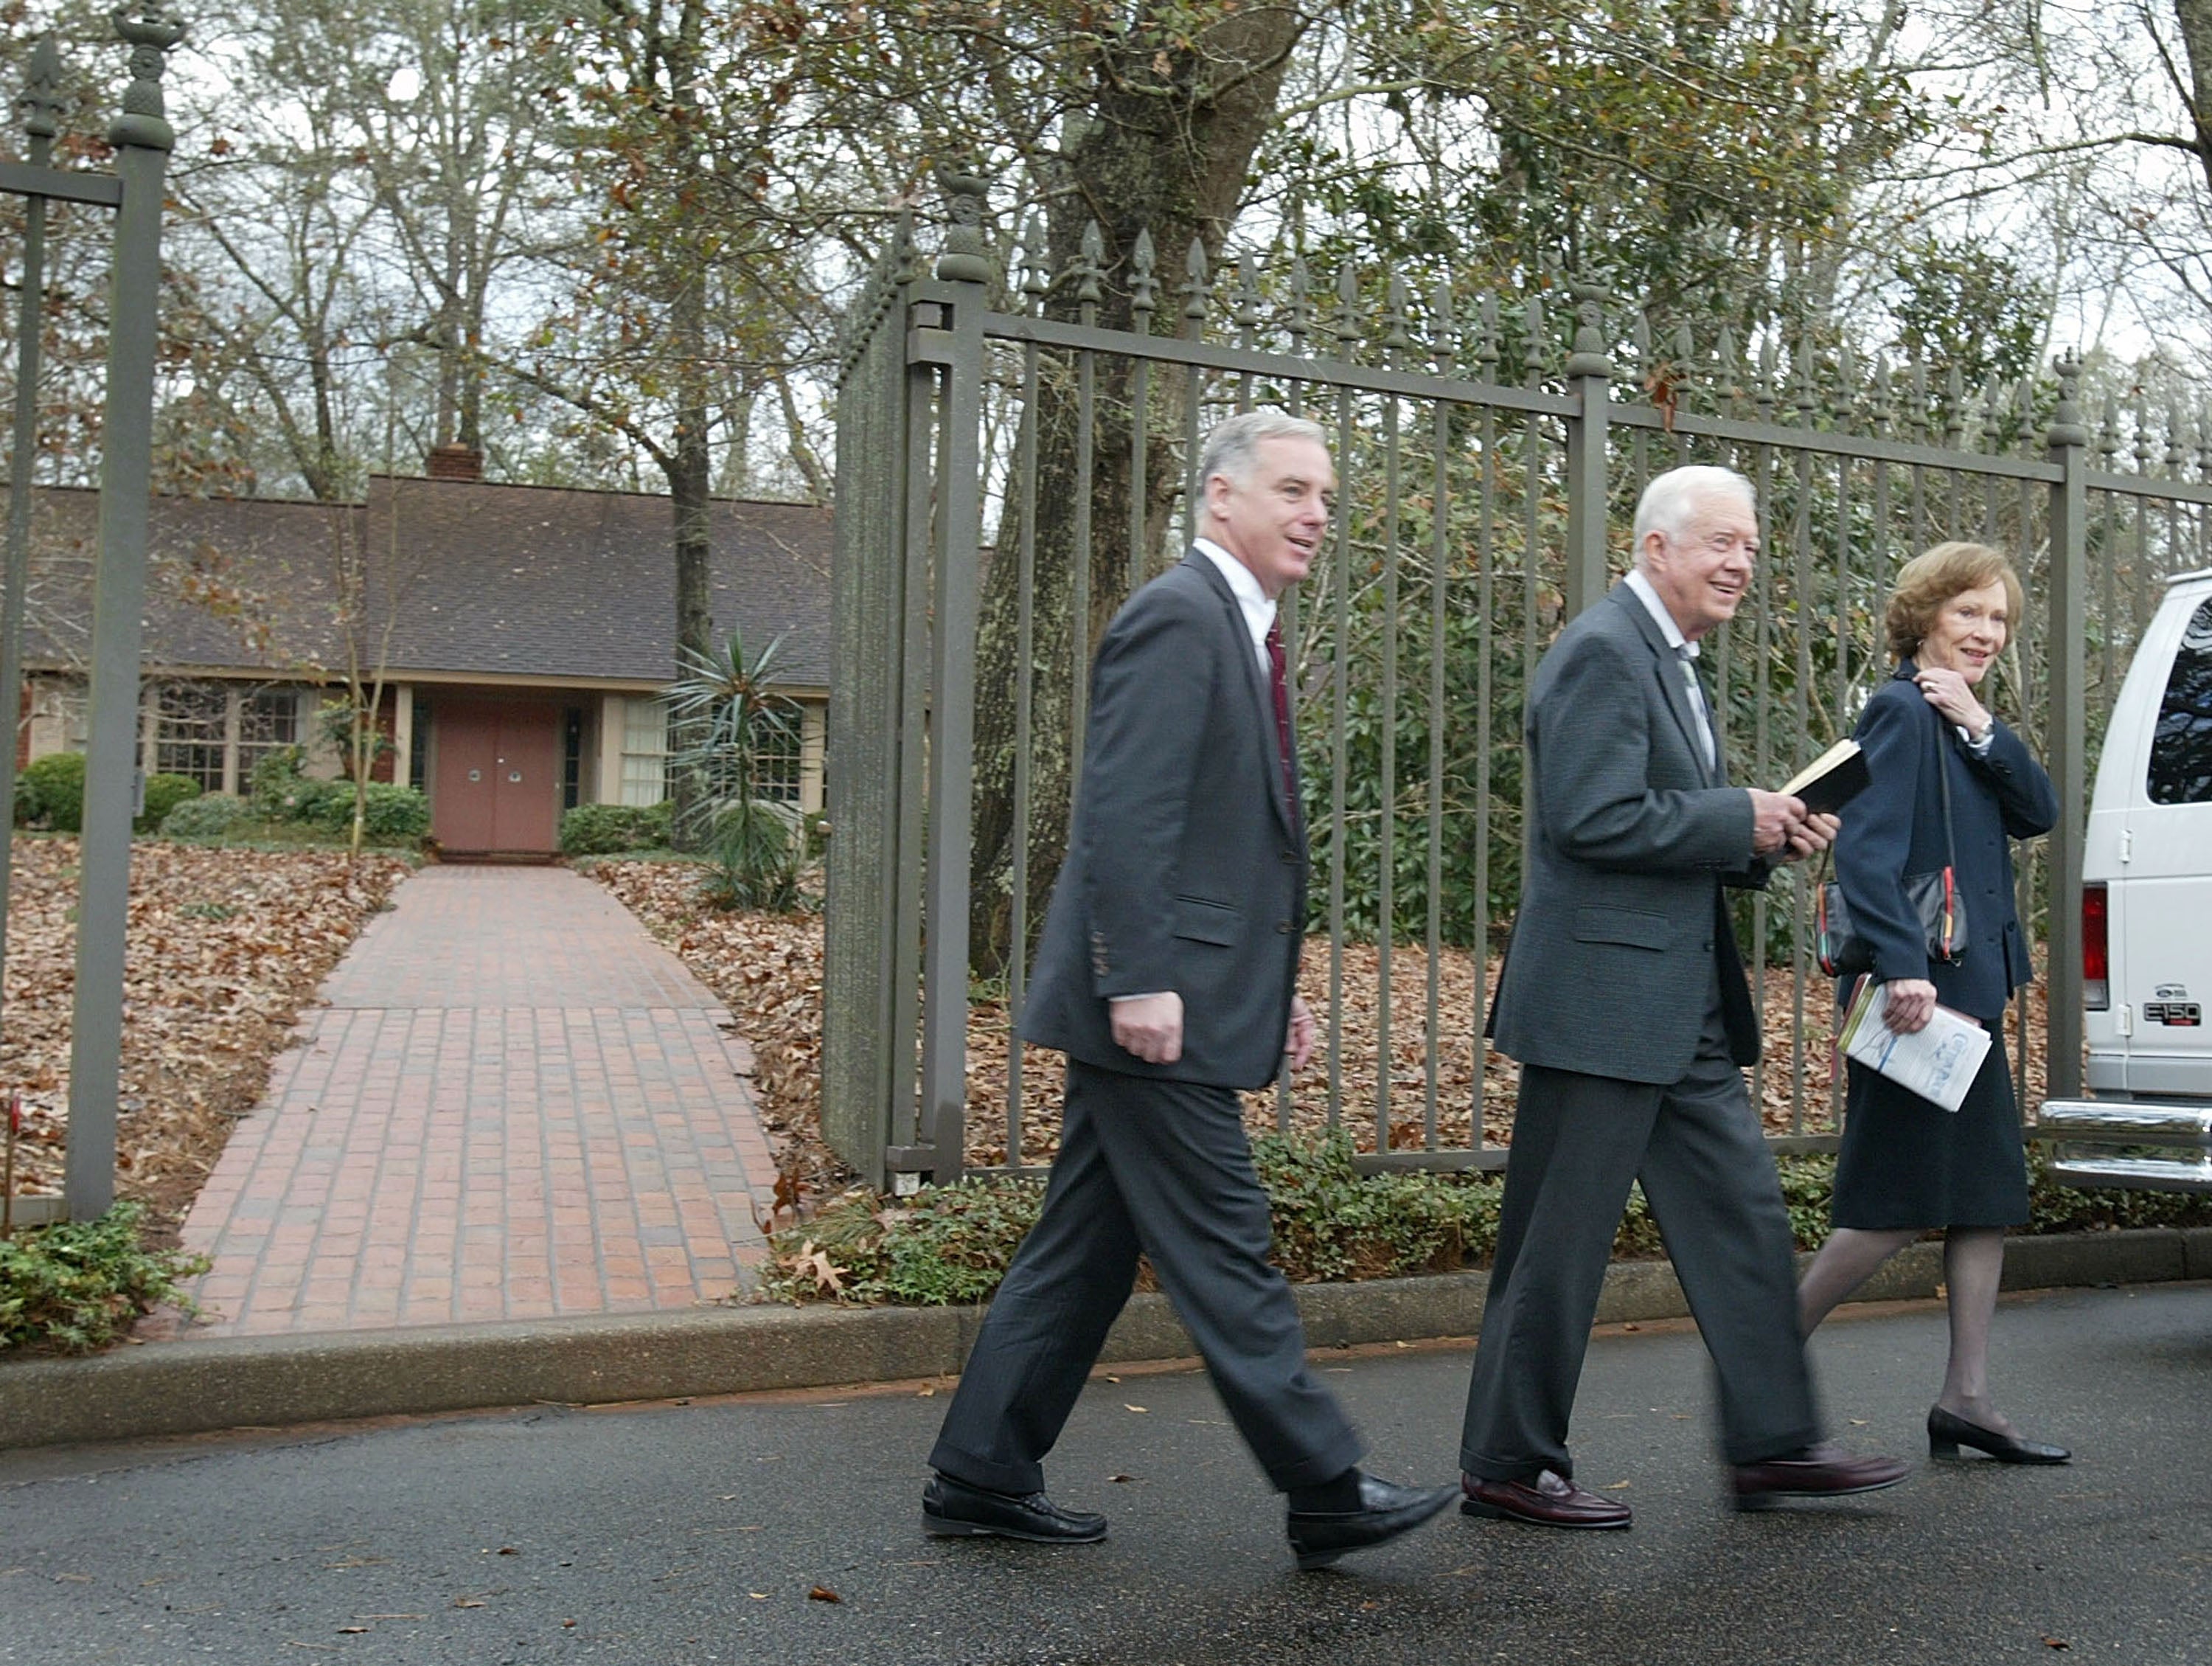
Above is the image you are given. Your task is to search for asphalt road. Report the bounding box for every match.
[4,1282,2210,1666]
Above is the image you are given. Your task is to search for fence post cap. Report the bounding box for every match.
[2045,350,2089,450]
[933,162,993,285]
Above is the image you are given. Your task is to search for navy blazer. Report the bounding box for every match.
[1832,661,2059,1021]
[1018,552,1307,1089]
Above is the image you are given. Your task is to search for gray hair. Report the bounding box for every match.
[1631,465,1756,564]
[1197,409,1329,493]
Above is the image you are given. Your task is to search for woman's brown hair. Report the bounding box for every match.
[1885,541,2025,663]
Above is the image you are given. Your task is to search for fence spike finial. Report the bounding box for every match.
[1871,354,1893,436]
[1287,255,1312,354]
[1944,366,1968,449]
[1180,235,1210,337]
[1382,271,1412,359]
[1334,262,1361,356]
[932,161,993,285]
[1523,293,1546,387]
[1020,214,1049,312]
[1234,253,1262,338]
[1716,322,1740,404]
[1130,227,1158,333]
[20,34,63,144]
[2199,405,2212,482]
[1075,221,1104,318]
[2097,389,2119,465]
[1476,292,1500,380]
[1430,280,1455,374]
[2167,404,2188,477]
[2132,389,2152,476]
[1754,336,1778,422]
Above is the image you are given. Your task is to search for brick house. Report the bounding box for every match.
[18,461,831,855]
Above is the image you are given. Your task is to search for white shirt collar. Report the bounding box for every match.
[1624,567,1696,658]
[1193,537,1276,665]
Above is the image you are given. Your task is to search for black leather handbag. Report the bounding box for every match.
[1815,703,1967,979]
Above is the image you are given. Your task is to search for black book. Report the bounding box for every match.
[1779,739,1870,814]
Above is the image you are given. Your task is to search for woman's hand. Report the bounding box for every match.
[1913,665,1991,737]
[1882,977,1938,1034]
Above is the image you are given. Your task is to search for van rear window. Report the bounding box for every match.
[2149,596,2212,805]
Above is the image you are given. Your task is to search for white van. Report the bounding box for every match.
[2039,567,2212,1190]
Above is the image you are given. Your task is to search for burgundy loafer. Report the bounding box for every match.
[1461,1468,1632,1530]
[1731,1445,1910,1512]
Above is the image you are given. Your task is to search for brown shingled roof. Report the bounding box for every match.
[20,477,832,689]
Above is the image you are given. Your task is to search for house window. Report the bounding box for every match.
[753,704,804,805]
[619,698,670,806]
[153,684,227,792]
[237,689,300,787]
[150,682,300,795]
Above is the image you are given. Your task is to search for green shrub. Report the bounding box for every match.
[136,772,201,833]
[159,792,251,839]
[0,1203,207,1353]
[303,782,429,844]
[248,746,343,823]
[16,750,86,831]
[357,782,429,843]
[559,800,675,855]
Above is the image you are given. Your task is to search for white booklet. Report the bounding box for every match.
[1836,976,1992,1114]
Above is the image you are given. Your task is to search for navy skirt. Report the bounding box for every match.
[1829,1018,2031,1231]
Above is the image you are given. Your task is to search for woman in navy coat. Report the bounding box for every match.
[1798,541,2069,1465]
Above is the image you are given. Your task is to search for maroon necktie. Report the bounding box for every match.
[1266,618,1298,820]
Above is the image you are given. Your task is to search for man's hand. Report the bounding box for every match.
[1779,810,1840,863]
[1285,995,1317,1072]
[1747,788,1812,855]
[1883,977,1938,1035]
[1914,665,1991,736]
[1110,991,1184,1064]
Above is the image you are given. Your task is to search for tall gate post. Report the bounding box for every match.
[1562,278,1613,619]
[913,167,992,1183]
[823,218,918,1187]
[2042,352,2089,1099]
[63,4,184,1218]
[0,39,64,1041]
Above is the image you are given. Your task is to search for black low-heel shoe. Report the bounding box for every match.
[1927,1405,2070,1465]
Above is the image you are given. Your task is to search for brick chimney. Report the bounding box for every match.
[425,443,483,482]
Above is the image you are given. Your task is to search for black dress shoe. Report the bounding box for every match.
[1927,1405,2070,1465]
[1287,1474,1458,1571]
[1461,1468,1632,1530]
[1730,1445,1910,1511]
[922,1473,1107,1543]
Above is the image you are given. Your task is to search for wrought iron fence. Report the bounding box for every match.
[824,173,2212,1189]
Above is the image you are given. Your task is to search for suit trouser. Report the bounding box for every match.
[929,1058,1363,1496]
[1458,998,1823,1479]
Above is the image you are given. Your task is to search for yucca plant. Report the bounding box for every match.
[663,629,815,911]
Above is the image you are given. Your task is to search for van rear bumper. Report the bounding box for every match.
[2036,1098,2212,1193]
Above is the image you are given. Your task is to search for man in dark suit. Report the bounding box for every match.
[924,409,1455,1570]
[1458,465,1910,1528]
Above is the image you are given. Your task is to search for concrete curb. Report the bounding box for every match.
[6,1226,2208,1454]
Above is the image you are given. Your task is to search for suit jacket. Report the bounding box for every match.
[1019,552,1307,1089]
[1833,661,2059,1021]
[1489,583,1771,1084]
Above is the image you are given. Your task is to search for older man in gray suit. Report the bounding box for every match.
[1458,465,1910,1527]
[924,409,1455,1570]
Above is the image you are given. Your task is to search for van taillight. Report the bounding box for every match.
[2084,883,2109,1011]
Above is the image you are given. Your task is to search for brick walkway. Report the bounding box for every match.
[160,866,779,1338]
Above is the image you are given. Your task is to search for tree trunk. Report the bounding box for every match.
[667,270,715,850]
[964,5,1307,979]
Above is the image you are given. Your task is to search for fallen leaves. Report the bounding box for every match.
[2,839,408,1235]
[590,859,2056,1176]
